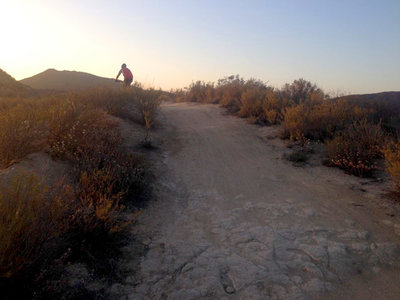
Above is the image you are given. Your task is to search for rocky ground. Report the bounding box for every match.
[114,103,400,299]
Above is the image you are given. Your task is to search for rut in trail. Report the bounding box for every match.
[116,103,400,299]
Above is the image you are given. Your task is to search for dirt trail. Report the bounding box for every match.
[118,103,400,299]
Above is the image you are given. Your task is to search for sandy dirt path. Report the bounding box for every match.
[119,103,400,299]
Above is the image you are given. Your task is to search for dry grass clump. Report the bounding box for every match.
[0,173,72,280]
[326,120,384,176]
[67,87,134,120]
[0,101,48,167]
[48,106,119,164]
[130,87,161,146]
[132,87,162,127]
[72,154,146,237]
[73,169,124,235]
[382,139,400,196]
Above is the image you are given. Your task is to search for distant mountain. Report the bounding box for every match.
[20,69,120,91]
[338,91,400,104]
[0,68,34,97]
[338,91,400,114]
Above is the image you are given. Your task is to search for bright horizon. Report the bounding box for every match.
[1,0,399,94]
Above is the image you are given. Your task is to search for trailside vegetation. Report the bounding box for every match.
[0,86,160,298]
[173,76,400,179]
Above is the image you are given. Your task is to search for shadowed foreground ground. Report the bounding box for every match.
[116,103,400,299]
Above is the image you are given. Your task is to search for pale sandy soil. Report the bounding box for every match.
[112,102,400,299]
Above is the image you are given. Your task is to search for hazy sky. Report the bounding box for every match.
[1,0,399,93]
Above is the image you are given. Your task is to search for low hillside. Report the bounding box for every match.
[338,91,400,133]
[20,69,120,91]
[0,68,34,97]
[338,91,400,113]
[339,91,400,103]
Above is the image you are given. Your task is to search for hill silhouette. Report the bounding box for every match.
[338,91,400,115]
[337,91,400,133]
[0,68,35,97]
[20,69,120,91]
[339,91,400,104]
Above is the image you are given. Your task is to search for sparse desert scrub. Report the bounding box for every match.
[0,173,72,281]
[68,87,137,120]
[216,75,246,113]
[175,75,396,181]
[185,81,217,103]
[0,101,48,167]
[382,139,400,196]
[72,168,124,236]
[0,96,26,110]
[284,149,310,164]
[57,85,162,125]
[47,98,148,234]
[128,87,161,146]
[238,86,269,124]
[281,99,372,141]
[264,90,293,125]
[71,153,147,236]
[326,120,384,177]
[131,87,161,127]
[158,91,175,103]
[219,77,269,115]
[0,84,156,298]
[48,105,120,166]
[180,75,272,120]
[281,78,325,104]
[172,88,187,103]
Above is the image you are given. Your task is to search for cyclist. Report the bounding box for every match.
[116,63,133,87]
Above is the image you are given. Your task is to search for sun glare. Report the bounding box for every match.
[0,0,89,80]
[1,1,52,78]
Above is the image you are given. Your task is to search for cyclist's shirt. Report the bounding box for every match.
[122,68,133,79]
